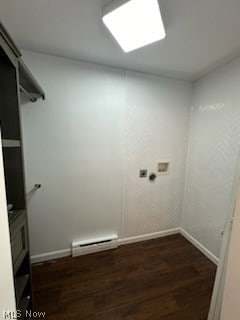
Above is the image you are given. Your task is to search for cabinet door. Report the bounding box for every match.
[0,132,17,318]
[10,212,28,273]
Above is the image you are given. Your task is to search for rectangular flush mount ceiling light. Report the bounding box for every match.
[102,0,166,53]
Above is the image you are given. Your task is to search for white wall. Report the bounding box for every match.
[182,57,240,258]
[21,51,192,257]
[124,71,192,236]
[21,52,125,256]
[0,137,16,318]
[21,51,240,262]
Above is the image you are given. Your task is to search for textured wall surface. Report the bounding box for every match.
[21,51,192,256]
[182,57,240,258]
[21,50,240,259]
[124,71,192,237]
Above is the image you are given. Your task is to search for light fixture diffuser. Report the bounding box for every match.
[102,0,166,53]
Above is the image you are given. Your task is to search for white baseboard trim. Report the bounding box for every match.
[118,228,181,246]
[31,248,71,264]
[31,228,180,264]
[31,228,219,265]
[180,228,219,265]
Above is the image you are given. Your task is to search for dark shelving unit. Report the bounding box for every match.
[0,21,45,319]
[16,275,30,305]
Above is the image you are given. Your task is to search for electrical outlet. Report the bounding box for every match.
[139,169,147,178]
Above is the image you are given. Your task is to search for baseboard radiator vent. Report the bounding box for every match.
[72,234,119,257]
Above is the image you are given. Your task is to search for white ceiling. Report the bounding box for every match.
[1,0,240,80]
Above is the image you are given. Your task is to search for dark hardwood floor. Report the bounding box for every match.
[32,234,216,320]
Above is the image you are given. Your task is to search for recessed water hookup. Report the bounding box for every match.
[157,162,170,173]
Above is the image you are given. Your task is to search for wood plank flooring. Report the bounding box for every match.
[32,234,216,320]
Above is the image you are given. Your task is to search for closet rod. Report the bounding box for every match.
[19,85,37,103]
[27,184,41,197]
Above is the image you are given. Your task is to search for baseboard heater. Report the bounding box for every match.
[72,234,119,257]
